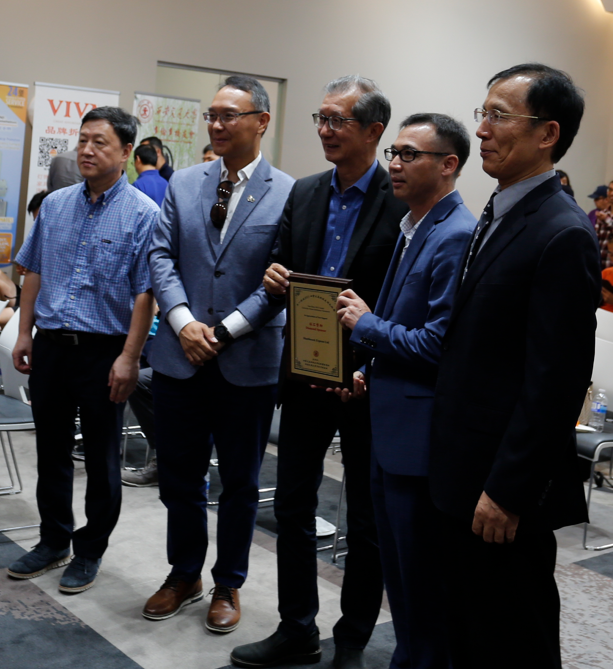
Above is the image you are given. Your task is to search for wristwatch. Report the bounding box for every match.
[214,323,234,344]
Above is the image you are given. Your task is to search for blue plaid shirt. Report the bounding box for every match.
[17,173,159,335]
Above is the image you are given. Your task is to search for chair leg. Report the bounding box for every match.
[584,459,613,551]
[0,431,18,494]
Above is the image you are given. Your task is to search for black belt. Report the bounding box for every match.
[37,329,126,346]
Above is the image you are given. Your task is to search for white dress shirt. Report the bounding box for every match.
[167,153,263,338]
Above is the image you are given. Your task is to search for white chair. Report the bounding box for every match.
[596,308,613,343]
[0,308,38,533]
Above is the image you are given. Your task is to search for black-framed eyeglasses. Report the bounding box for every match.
[312,113,359,131]
[474,108,549,125]
[204,111,263,125]
[210,180,234,229]
[384,147,451,163]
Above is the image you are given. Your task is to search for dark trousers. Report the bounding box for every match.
[275,381,383,648]
[437,513,561,669]
[128,366,155,450]
[29,333,125,560]
[371,462,452,669]
[152,360,275,587]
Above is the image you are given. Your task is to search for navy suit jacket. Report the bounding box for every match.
[148,158,294,384]
[430,177,601,530]
[351,190,476,476]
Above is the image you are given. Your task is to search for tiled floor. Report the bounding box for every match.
[2,430,613,669]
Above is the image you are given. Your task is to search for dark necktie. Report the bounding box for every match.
[462,193,497,282]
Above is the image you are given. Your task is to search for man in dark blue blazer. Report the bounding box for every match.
[336,113,476,669]
[430,65,601,669]
[145,76,294,631]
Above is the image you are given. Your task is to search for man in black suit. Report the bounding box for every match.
[430,64,601,669]
[231,75,406,669]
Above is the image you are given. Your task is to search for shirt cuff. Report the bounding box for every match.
[167,304,196,336]
[222,310,253,339]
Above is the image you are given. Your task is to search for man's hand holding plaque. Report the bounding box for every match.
[263,263,290,295]
[337,289,372,330]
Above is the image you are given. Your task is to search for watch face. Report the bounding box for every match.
[215,325,229,341]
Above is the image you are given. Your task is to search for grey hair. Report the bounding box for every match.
[221,75,270,113]
[324,75,391,130]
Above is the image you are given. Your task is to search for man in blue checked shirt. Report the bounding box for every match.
[8,107,158,594]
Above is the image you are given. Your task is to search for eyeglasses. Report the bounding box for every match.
[312,113,359,131]
[204,110,263,125]
[384,147,451,163]
[474,108,549,125]
[210,180,234,230]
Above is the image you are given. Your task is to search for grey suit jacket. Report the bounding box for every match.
[148,158,295,384]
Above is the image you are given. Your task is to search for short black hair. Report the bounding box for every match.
[400,113,471,174]
[202,143,214,154]
[27,190,48,215]
[80,106,138,146]
[221,75,270,113]
[487,63,584,163]
[141,136,163,152]
[134,144,158,167]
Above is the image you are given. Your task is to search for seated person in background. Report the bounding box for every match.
[556,169,574,197]
[600,233,613,312]
[139,136,173,181]
[588,185,608,228]
[122,314,160,487]
[133,145,168,207]
[595,180,613,269]
[202,143,219,163]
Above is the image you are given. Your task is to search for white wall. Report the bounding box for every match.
[3,0,613,243]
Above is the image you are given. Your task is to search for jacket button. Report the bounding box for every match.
[208,307,214,314]
[443,343,449,351]
[214,271,222,278]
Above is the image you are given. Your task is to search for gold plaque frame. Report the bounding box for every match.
[286,272,353,388]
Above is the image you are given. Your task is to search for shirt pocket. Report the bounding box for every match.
[94,240,132,284]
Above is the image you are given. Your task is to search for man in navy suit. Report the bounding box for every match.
[145,76,294,631]
[430,65,601,668]
[336,113,476,669]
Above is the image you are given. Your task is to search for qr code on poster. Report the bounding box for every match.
[37,138,69,169]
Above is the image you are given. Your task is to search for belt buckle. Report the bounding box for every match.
[62,333,78,346]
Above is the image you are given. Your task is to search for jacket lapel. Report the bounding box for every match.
[304,171,333,274]
[341,163,388,279]
[200,160,222,260]
[374,232,404,317]
[381,191,464,320]
[449,176,561,327]
[216,159,272,263]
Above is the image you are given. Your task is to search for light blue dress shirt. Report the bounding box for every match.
[17,173,159,335]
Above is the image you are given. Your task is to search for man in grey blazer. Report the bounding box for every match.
[145,76,294,632]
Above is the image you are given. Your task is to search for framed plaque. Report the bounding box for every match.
[286,272,353,388]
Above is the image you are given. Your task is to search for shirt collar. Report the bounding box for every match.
[401,189,457,236]
[219,152,262,185]
[331,160,378,195]
[492,169,556,222]
[82,171,128,204]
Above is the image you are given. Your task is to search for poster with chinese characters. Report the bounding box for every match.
[25,82,120,238]
[129,92,200,182]
[0,82,28,266]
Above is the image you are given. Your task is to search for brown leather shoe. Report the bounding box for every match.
[142,575,203,620]
[205,584,240,633]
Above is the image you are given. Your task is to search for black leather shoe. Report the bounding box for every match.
[333,647,366,669]
[231,630,321,667]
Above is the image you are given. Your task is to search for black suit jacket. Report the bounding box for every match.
[430,176,601,532]
[271,163,407,391]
